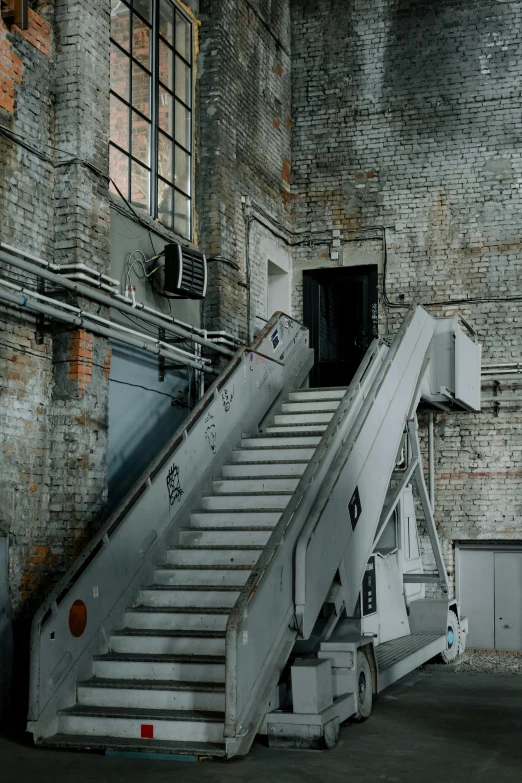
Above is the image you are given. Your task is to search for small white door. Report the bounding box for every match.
[494,552,522,651]
[459,549,495,649]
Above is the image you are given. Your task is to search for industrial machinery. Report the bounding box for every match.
[27,305,481,758]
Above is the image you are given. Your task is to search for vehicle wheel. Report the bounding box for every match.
[352,650,373,722]
[440,610,460,664]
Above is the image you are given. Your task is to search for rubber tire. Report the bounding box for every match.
[352,650,373,722]
[440,610,460,664]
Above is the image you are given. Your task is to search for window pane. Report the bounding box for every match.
[159,0,174,45]
[157,179,173,229]
[159,86,174,136]
[175,146,191,195]
[175,55,191,106]
[158,131,173,181]
[110,43,130,102]
[131,111,150,166]
[110,94,129,151]
[176,12,191,62]
[132,61,150,117]
[132,13,150,69]
[109,145,130,199]
[111,1,130,51]
[175,99,190,149]
[159,39,174,91]
[131,159,150,211]
[133,0,151,22]
[174,190,190,238]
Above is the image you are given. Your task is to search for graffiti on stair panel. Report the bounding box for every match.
[204,411,217,454]
[166,462,183,505]
[222,385,234,412]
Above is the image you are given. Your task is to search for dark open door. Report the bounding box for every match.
[303,265,378,388]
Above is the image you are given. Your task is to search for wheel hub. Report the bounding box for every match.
[359,671,366,700]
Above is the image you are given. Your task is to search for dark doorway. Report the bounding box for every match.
[303,265,378,388]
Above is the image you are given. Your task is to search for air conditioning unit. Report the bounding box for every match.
[163,243,207,299]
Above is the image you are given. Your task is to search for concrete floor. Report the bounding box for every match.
[2,670,522,783]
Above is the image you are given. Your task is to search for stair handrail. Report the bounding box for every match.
[294,306,421,614]
[28,311,294,723]
[224,331,390,741]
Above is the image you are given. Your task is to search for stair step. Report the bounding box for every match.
[58,705,225,744]
[281,400,340,413]
[265,424,327,434]
[140,585,240,609]
[179,527,273,546]
[273,412,334,426]
[191,510,281,527]
[94,652,225,682]
[111,629,226,655]
[200,494,291,510]
[166,546,263,567]
[288,388,347,401]
[212,477,300,494]
[232,446,316,462]
[154,565,251,586]
[241,434,321,447]
[77,678,226,712]
[126,606,230,631]
[38,733,227,759]
[222,462,307,477]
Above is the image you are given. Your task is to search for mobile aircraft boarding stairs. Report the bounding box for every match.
[28,306,481,758]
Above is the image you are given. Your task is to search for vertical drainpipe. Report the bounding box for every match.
[428,412,435,513]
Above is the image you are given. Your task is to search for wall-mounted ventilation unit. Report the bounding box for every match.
[163,243,207,299]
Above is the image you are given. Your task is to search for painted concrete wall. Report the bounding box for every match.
[107,344,191,511]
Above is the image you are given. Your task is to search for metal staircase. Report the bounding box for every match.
[28,308,481,759]
[39,388,345,755]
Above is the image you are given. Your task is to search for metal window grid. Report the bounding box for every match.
[109,0,193,239]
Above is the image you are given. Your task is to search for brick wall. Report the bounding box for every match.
[0,0,111,630]
[197,0,292,340]
[291,0,522,592]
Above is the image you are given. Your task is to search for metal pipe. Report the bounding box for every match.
[0,240,60,271]
[59,272,118,294]
[0,278,209,366]
[0,287,217,374]
[482,374,522,383]
[428,411,435,513]
[482,396,522,403]
[57,263,120,287]
[0,247,233,357]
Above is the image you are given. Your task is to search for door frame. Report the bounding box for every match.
[456,540,522,650]
[302,264,378,387]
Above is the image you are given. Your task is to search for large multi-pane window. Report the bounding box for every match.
[109,0,193,239]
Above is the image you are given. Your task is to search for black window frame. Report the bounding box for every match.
[109,0,194,240]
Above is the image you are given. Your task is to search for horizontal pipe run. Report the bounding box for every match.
[56,263,120,287]
[0,240,61,271]
[0,288,217,374]
[481,374,522,383]
[482,396,522,403]
[60,272,118,294]
[0,278,209,366]
[0,247,233,358]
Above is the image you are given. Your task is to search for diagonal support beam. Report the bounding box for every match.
[374,455,419,546]
[407,416,449,590]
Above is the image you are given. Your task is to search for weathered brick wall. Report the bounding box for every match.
[0,0,112,630]
[197,0,292,340]
[0,3,55,620]
[291,0,522,592]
